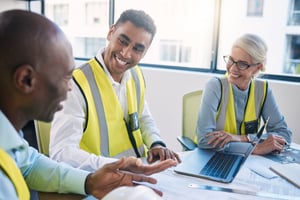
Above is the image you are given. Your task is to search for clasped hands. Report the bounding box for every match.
[206,130,287,155]
[206,131,243,149]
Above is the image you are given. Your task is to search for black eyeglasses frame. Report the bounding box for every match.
[223,55,260,70]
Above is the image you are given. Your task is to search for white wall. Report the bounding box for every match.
[142,67,300,152]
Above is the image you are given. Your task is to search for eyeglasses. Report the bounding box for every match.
[223,55,259,70]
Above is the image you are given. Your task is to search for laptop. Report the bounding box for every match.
[174,118,269,183]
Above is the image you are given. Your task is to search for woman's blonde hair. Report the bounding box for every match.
[233,34,268,71]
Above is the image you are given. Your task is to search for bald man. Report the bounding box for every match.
[0,9,177,199]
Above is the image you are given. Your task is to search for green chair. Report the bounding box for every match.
[34,120,51,156]
[177,90,203,151]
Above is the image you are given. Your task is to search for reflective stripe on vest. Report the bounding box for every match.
[73,58,146,158]
[0,148,30,200]
[216,77,267,135]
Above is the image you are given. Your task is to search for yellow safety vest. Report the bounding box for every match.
[73,58,146,158]
[216,77,267,135]
[0,148,30,200]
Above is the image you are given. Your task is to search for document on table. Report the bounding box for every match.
[270,163,300,189]
[233,155,300,198]
[263,146,300,164]
[246,155,278,179]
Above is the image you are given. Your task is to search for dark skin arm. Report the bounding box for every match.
[85,157,177,199]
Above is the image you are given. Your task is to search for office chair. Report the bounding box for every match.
[34,120,51,156]
[177,90,203,151]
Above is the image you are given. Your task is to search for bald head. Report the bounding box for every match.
[0,9,70,74]
[0,10,75,130]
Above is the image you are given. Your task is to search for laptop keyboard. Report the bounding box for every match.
[200,152,243,179]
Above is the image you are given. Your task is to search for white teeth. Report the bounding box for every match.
[116,56,127,65]
[231,73,240,78]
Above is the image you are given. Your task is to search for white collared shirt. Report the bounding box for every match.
[95,49,130,120]
[49,49,163,172]
[0,111,89,198]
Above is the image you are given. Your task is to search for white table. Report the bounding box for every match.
[43,144,300,200]
[149,144,300,200]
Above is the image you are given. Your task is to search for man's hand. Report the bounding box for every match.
[147,145,181,163]
[120,156,178,175]
[85,157,177,199]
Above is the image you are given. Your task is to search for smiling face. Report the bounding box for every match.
[226,47,262,90]
[33,39,74,122]
[0,10,76,130]
[103,21,152,82]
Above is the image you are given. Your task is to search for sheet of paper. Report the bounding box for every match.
[246,155,278,179]
[270,163,300,189]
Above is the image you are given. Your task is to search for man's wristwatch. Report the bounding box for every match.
[246,134,255,143]
[246,134,252,142]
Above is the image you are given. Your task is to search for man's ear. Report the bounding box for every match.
[13,64,36,94]
[107,25,115,40]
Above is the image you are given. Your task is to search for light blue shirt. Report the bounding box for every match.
[0,111,89,199]
[197,77,292,149]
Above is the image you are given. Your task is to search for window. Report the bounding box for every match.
[47,3,69,26]
[159,40,192,64]
[45,0,300,80]
[85,1,108,27]
[46,0,109,58]
[217,0,300,77]
[114,0,215,69]
[284,35,300,74]
[247,0,264,17]
[289,0,300,25]
[73,37,106,58]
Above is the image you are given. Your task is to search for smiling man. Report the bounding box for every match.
[49,9,180,172]
[0,9,178,199]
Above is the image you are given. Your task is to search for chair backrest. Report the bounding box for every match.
[34,120,51,156]
[182,90,203,144]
